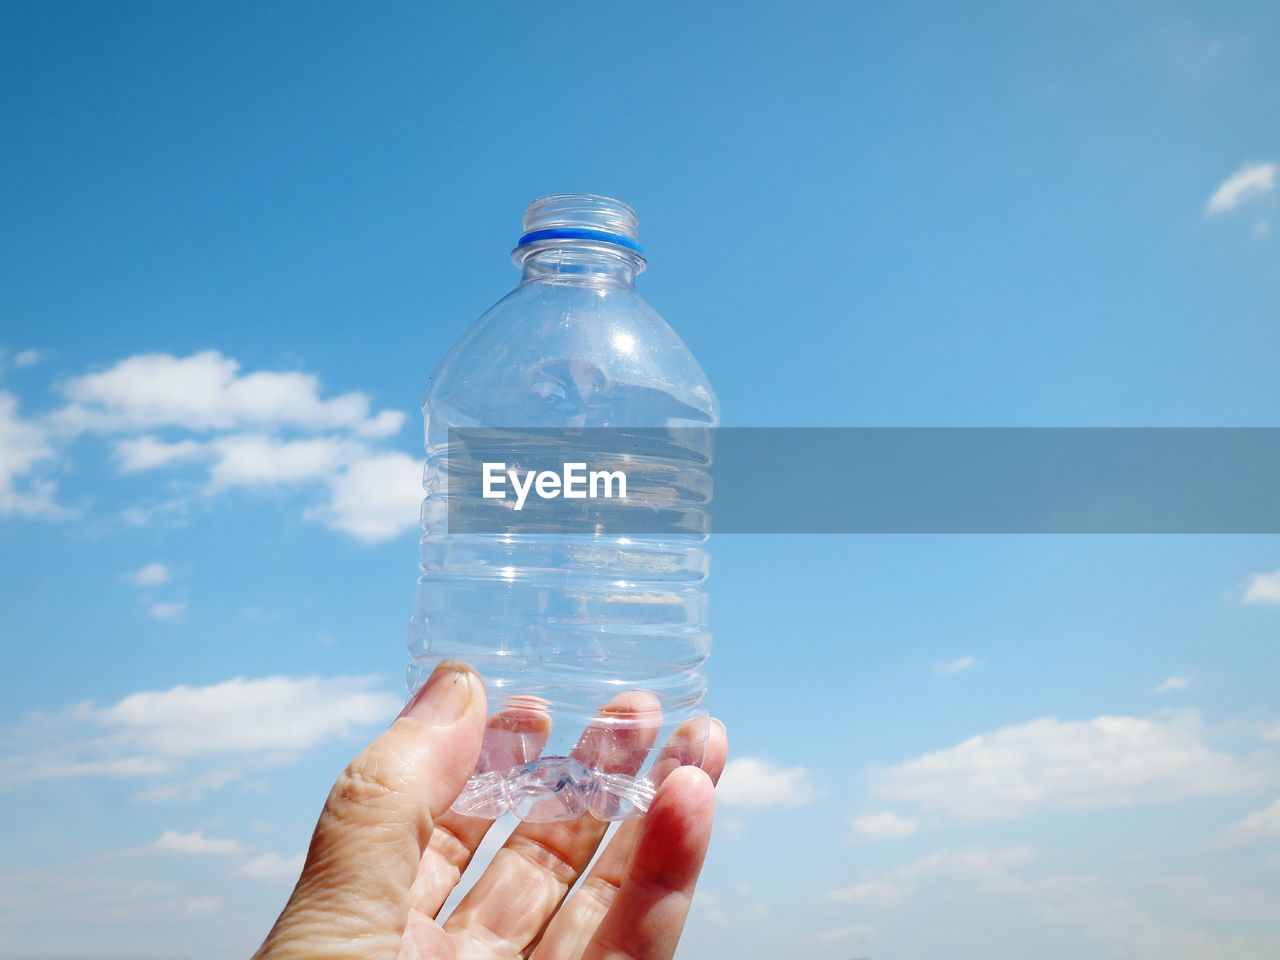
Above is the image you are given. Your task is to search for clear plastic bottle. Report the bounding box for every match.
[408,194,718,822]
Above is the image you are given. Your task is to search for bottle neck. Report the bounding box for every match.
[517,242,643,289]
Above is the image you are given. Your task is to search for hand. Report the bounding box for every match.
[253,660,728,960]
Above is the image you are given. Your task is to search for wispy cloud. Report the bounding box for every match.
[124,563,172,587]
[821,844,1277,960]
[806,923,876,946]
[718,757,820,808]
[0,392,62,517]
[14,349,41,368]
[897,845,1036,879]
[0,674,398,789]
[147,601,187,622]
[852,810,918,839]
[185,895,222,915]
[830,845,1035,905]
[1154,676,1190,694]
[1206,161,1276,215]
[935,655,977,676]
[237,851,306,882]
[150,830,245,856]
[869,711,1265,822]
[1243,569,1280,605]
[829,878,907,905]
[133,767,243,803]
[115,436,204,472]
[1223,798,1280,845]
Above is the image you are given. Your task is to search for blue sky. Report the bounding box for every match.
[2,2,1279,957]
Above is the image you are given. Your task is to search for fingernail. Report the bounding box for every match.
[401,660,477,726]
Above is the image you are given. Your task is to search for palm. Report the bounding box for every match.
[399,717,728,960]
[253,664,726,960]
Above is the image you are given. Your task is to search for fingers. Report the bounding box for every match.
[580,766,716,960]
[254,661,486,960]
[406,702,552,920]
[532,718,727,960]
[442,691,661,956]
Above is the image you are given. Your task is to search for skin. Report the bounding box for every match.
[253,660,728,960]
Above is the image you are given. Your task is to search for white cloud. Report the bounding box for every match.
[206,434,364,489]
[935,655,977,676]
[14,349,40,368]
[1,351,420,543]
[1154,676,1190,694]
[895,845,1035,879]
[829,846,1034,907]
[718,757,820,808]
[0,674,399,787]
[115,436,205,472]
[852,810,918,839]
[238,851,306,882]
[1243,569,1280,605]
[0,391,61,517]
[719,816,745,838]
[124,563,171,587]
[1206,162,1277,215]
[150,830,245,856]
[807,924,876,945]
[829,879,906,905]
[147,601,187,621]
[55,350,403,437]
[0,868,180,935]
[120,435,421,543]
[317,451,423,543]
[868,712,1263,822]
[134,768,242,803]
[185,895,222,915]
[1225,798,1280,844]
[99,675,397,757]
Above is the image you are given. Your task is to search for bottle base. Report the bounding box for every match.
[450,755,659,822]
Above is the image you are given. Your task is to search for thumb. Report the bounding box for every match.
[256,660,486,960]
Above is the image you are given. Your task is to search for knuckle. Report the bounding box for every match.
[324,751,409,826]
[578,873,623,913]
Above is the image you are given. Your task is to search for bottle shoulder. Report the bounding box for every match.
[425,282,718,428]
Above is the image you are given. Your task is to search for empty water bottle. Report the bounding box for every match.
[408,194,718,821]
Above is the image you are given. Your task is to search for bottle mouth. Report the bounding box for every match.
[515,194,645,256]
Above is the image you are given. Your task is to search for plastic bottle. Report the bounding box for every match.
[408,194,718,821]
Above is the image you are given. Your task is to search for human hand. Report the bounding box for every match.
[253,660,728,960]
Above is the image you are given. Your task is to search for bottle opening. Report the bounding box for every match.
[516,194,644,255]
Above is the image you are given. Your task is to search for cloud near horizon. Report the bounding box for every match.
[718,757,821,808]
[868,711,1267,822]
[150,830,245,856]
[0,674,399,792]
